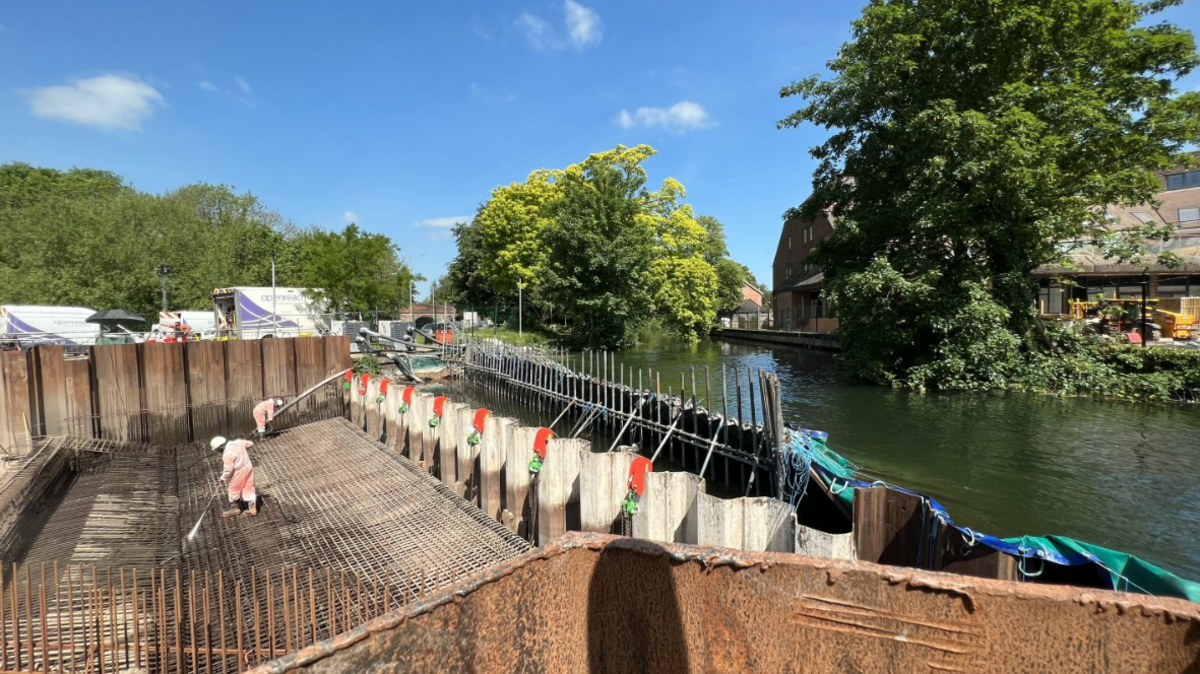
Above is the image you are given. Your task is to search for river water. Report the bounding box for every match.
[443,335,1200,581]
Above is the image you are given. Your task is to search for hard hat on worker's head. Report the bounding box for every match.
[210,436,227,451]
[274,398,284,407]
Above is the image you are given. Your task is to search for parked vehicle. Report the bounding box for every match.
[0,305,100,348]
[211,287,329,340]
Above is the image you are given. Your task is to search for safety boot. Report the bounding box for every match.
[245,503,258,517]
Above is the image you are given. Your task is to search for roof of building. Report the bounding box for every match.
[732,299,762,314]
[774,269,825,294]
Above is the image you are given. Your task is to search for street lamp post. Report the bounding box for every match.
[155,265,172,314]
[270,251,278,336]
[518,277,524,336]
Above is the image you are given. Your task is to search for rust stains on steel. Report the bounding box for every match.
[247,532,1200,674]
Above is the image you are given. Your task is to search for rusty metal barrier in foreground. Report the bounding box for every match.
[0,562,430,674]
[250,533,1200,674]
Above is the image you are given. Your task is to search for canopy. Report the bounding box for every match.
[85,309,145,325]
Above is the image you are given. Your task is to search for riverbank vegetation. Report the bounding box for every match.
[0,163,416,319]
[443,145,758,348]
[780,0,1200,400]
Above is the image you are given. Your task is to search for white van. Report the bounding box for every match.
[211,287,329,339]
[0,305,100,348]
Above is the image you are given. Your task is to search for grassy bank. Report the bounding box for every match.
[465,327,550,346]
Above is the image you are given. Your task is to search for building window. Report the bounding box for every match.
[1131,211,1155,224]
[1165,170,1200,191]
[786,266,791,279]
[788,235,792,251]
[807,225,814,241]
[1180,207,1199,222]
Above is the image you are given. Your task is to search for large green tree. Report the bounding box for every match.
[541,146,658,347]
[289,223,414,315]
[780,0,1200,388]
[445,219,500,310]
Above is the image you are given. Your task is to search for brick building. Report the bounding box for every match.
[772,162,1200,329]
[771,209,836,332]
[1035,165,1200,313]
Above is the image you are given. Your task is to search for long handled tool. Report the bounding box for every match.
[186,482,224,542]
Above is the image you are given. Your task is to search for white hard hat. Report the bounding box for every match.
[274,398,284,407]
[210,436,227,451]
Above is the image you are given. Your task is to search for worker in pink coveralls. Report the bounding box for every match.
[252,398,285,437]
[210,436,258,517]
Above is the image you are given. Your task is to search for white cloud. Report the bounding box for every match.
[343,211,359,224]
[197,77,256,107]
[515,12,555,51]
[415,215,471,229]
[27,74,164,131]
[616,101,714,133]
[515,2,601,52]
[564,0,602,49]
[415,215,470,241]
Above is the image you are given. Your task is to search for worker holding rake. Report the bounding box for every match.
[211,436,258,517]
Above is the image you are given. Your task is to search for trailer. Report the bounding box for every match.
[0,305,100,349]
[211,287,328,339]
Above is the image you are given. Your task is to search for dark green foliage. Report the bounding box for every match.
[445,219,500,310]
[780,0,1200,391]
[540,156,655,347]
[289,224,413,314]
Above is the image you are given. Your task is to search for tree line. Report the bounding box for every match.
[0,162,416,322]
[442,145,760,347]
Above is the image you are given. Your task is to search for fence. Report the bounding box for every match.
[0,562,415,674]
[0,337,351,454]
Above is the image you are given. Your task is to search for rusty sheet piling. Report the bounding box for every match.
[247,533,1200,674]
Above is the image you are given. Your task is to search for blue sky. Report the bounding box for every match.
[2,2,1199,295]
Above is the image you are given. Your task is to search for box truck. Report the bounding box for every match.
[211,287,329,339]
[0,305,100,348]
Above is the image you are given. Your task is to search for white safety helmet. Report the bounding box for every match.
[210,436,227,451]
[274,398,284,408]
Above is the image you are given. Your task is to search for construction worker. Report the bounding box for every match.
[211,436,258,517]
[252,398,285,436]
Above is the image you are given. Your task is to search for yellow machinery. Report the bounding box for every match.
[1068,296,1196,340]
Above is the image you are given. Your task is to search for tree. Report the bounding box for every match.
[445,219,500,310]
[696,214,729,265]
[423,275,452,305]
[290,223,414,315]
[640,181,719,337]
[715,259,750,312]
[541,146,658,347]
[779,0,1200,388]
[475,170,560,299]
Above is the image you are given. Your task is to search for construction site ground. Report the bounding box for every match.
[11,418,530,590]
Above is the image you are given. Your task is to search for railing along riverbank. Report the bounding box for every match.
[450,339,785,497]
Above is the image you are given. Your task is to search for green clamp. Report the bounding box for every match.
[429,415,441,428]
[343,381,351,390]
[528,455,543,474]
[375,394,385,404]
[398,403,409,414]
[620,490,639,517]
[467,430,481,446]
